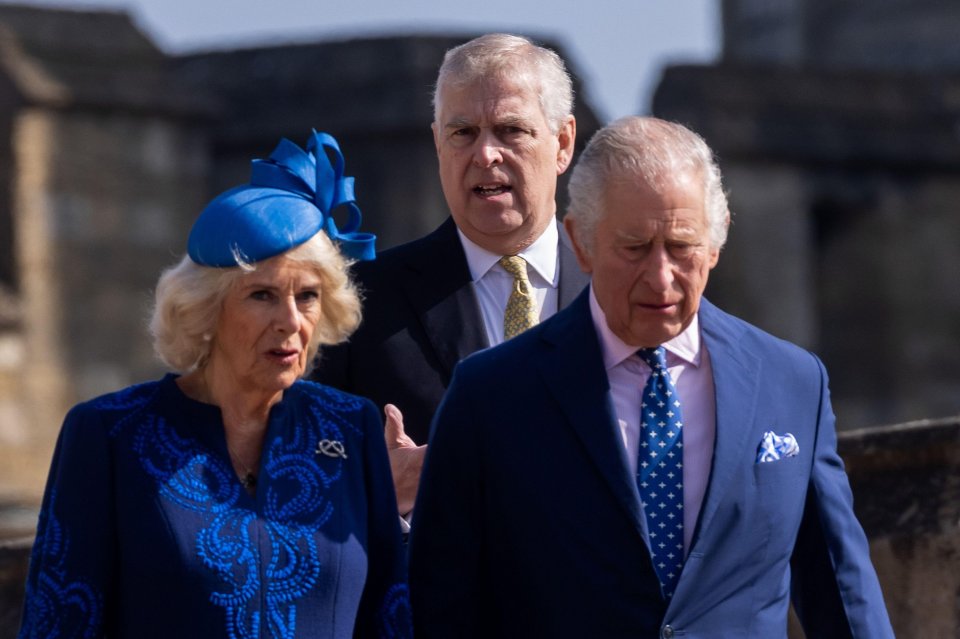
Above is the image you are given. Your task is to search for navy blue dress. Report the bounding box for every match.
[19,374,412,638]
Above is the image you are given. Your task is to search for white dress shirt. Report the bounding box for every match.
[588,286,717,555]
[457,220,560,347]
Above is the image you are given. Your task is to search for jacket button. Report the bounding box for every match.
[661,625,675,639]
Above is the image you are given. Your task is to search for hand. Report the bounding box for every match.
[383,404,427,516]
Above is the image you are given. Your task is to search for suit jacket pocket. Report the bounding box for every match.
[752,455,804,486]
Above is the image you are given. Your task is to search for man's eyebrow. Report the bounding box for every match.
[495,114,537,130]
[443,117,475,129]
[612,228,649,242]
[443,115,533,129]
[613,228,702,243]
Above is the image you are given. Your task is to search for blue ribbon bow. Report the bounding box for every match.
[188,131,376,267]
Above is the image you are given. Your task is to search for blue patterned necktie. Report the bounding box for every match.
[636,346,685,599]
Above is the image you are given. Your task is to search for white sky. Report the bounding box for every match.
[9,0,721,122]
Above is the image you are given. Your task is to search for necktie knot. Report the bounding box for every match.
[637,346,667,371]
[499,255,530,282]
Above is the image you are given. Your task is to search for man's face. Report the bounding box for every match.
[433,76,575,255]
[566,175,721,347]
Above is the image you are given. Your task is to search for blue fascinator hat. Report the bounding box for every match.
[187,131,375,266]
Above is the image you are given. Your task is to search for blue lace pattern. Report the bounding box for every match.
[21,492,103,639]
[378,584,413,638]
[101,381,363,638]
[24,379,411,637]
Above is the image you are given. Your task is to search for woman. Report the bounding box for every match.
[18,132,412,638]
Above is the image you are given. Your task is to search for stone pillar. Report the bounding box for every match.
[2,109,69,501]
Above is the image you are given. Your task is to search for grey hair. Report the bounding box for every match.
[150,231,361,373]
[433,33,574,133]
[567,116,729,252]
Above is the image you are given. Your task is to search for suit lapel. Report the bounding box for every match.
[689,300,762,547]
[399,218,488,379]
[537,292,648,540]
[399,218,589,379]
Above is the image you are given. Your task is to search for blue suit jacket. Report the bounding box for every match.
[409,290,893,638]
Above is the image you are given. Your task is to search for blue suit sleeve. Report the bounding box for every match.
[790,356,894,638]
[408,363,485,638]
[352,399,413,638]
[18,404,116,638]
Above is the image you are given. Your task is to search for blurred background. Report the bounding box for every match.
[0,0,958,635]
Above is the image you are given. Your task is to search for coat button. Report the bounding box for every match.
[661,625,675,639]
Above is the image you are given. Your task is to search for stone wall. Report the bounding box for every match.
[723,0,960,71]
[791,418,960,638]
[841,417,960,636]
[0,106,210,502]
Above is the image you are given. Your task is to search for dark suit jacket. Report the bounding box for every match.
[312,217,590,443]
[409,290,894,638]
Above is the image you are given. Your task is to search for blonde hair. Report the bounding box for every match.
[150,231,361,373]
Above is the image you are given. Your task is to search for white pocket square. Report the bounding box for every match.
[756,430,799,463]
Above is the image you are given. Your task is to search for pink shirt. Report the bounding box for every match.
[588,287,716,555]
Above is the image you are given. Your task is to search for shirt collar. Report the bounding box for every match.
[457,219,559,287]
[588,284,702,371]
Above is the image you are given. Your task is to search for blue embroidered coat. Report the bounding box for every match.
[19,374,412,639]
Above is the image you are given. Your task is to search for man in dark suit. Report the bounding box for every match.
[313,34,588,515]
[409,116,894,637]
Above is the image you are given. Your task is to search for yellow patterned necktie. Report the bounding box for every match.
[499,255,539,340]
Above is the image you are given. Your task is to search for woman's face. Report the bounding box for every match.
[207,254,323,400]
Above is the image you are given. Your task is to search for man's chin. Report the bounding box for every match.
[460,212,534,249]
[468,204,525,228]
[622,321,684,348]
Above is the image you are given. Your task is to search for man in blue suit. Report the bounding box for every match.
[409,116,894,637]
